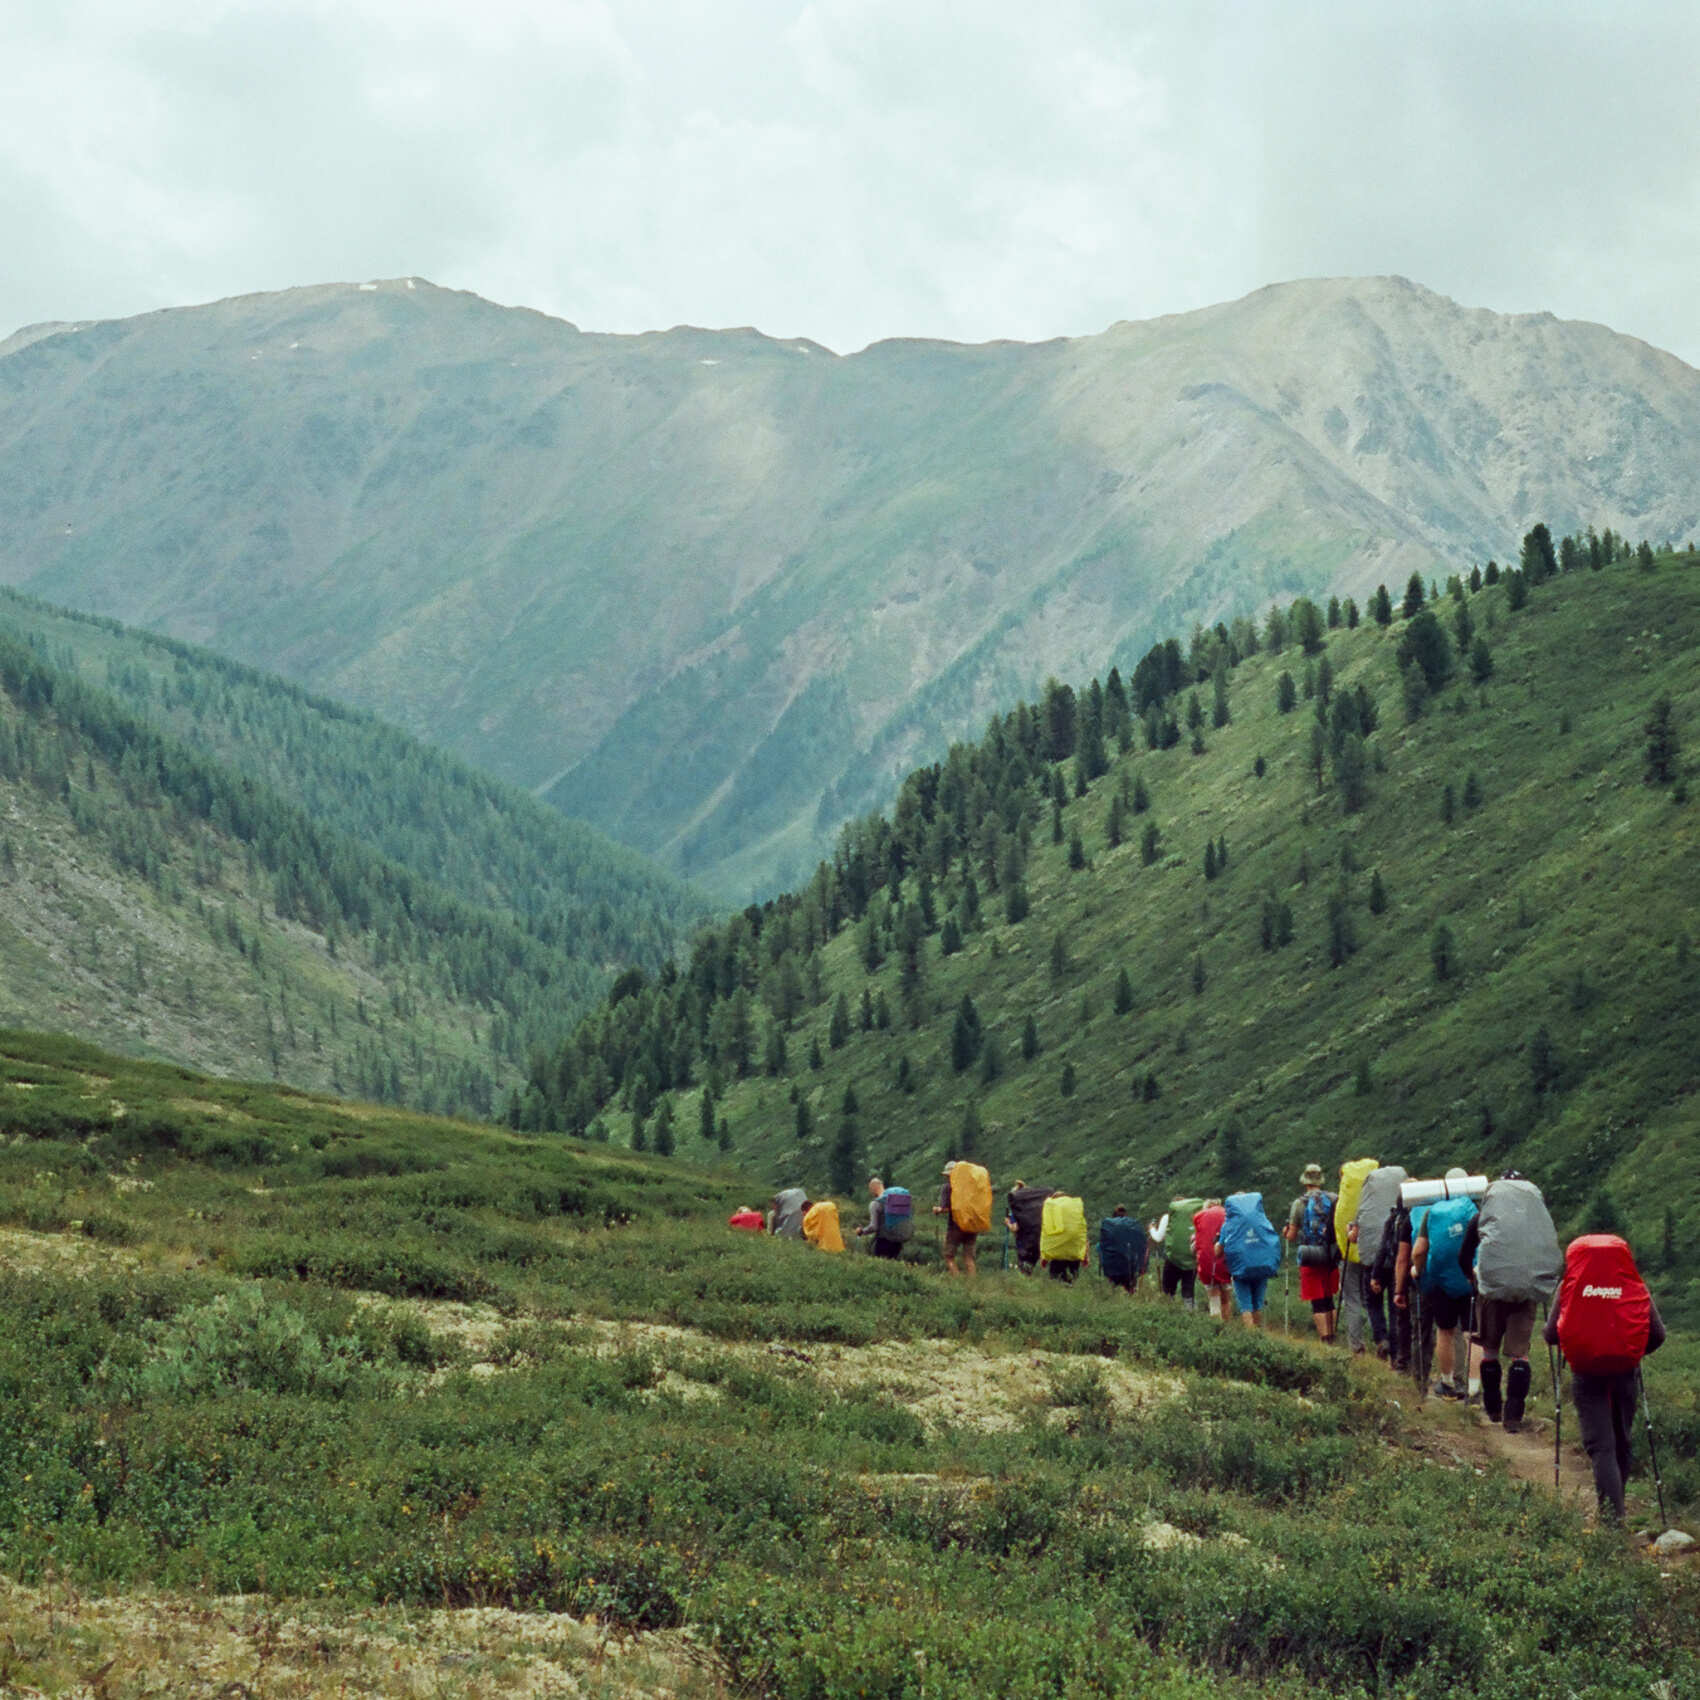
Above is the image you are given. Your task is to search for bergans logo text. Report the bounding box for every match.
[1582,1285,1624,1299]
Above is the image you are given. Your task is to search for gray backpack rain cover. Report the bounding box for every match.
[1353,1166,1408,1268]
[772,1187,808,1238]
[1474,1178,1562,1303]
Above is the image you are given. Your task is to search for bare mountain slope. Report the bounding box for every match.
[1,275,1695,896]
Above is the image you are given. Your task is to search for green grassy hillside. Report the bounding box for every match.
[0,1029,1693,1698]
[546,550,1700,1313]
[0,625,695,1114]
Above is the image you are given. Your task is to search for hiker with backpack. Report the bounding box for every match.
[1098,1206,1148,1294]
[1193,1200,1233,1322]
[770,1186,809,1239]
[935,1160,992,1277]
[1285,1164,1340,1342]
[1159,1195,1206,1306]
[1412,1177,1480,1399]
[1370,1195,1411,1372]
[1005,1181,1054,1276]
[1463,1172,1561,1433]
[856,1176,913,1259]
[802,1197,845,1252]
[1216,1191,1282,1330]
[729,1205,766,1232]
[1039,1192,1089,1282]
[1336,1157,1390,1357]
[1354,1165,1407,1361]
[1545,1234,1667,1522]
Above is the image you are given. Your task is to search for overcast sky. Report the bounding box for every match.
[5,0,1699,363]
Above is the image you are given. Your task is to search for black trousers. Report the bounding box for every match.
[1160,1261,1196,1303]
[1573,1370,1638,1521]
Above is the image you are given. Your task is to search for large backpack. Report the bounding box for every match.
[1474,1179,1561,1304]
[772,1187,808,1239]
[949,1163,993,1235]
[802,1200,844,1253]
[1354,1166,1408,1268]
[1220,1192,1282,1280]
[1418,1196,1477,1297]
[1164,1197,1206,1272]
[1006,1186,1054,1261]
[1556,1235,1652,1375]
[1040,1194,1088,1263]
[1296,1191,1337,1266]
[880,1186,914,1242]
[1098,1217,1147,1283]
[1335,1159,1378,1263]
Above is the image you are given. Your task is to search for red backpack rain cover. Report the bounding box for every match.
[1555,1235,1652,1375]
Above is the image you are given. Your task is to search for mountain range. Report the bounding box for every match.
[3,274,1697,897]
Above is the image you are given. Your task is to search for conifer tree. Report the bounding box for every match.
[831,1113,860,1194]
[1470,637,1494,682]
[1141,1071,1160,1101]
[895,1052,915,1093]
[1441,783,1455,824]
[1463,771,1483,809]
[1106,790,1125,848]
[1484,560,1500,586]
[1212,663,1231,728]
[874,990,892,1030]
[1068,831,1086,871]
[1203,839,1217,881]
[978,1032,1004,1086]
[1344,597,1360,629]
[1506,570,1528,610]
[1133,775,1150,814]
[717,1114,733,1152]
[1059,1060,1077,1098]
[1327,594,1342,629]
[1004,882,1030,924]
[1191,953,1206,995]
[1372,584,1393,626]
[809,1035,824,1071]
[1529,1026,1559,1094]
[1327,888,1357,967]
[1354,1055,1373,1096]
[1644,696,1680,785]
[1276,671,1297,714]
[653,1095,675,1157]
[829,991,851,1049]
[1431,923,1455,982]
[859,986,874,1030]
[1141,822,1161,865]
[1368,869,1387,914]
[699,1085,716,1142]
[940,915,963,955]
[1050,930,1068,981]
[951,995,982,1072]
[1114,966,1134,1015]
[1469,565,1483,592]
[1401,571,1427,619]
[1021,1014,1040,1060]
[1051,796,1065,845]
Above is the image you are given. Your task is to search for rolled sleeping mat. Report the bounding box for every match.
[1399,1174,1488,1207]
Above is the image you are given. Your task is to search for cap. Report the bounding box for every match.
[941,1161,957,1174]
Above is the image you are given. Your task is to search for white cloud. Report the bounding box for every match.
[1,0,1697,363]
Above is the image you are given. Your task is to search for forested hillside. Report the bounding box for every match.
[531,538,1700,1313]
[6,276,1698,896]
[0,625,697,1113]
[0,587,710,967]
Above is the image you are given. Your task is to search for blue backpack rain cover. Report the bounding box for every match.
[1098,1217,1147,1284]
[1420,1196,1478,1298]
[1220,1192,1282,1280]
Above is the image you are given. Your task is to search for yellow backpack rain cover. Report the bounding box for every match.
[949,1163,994,1234]
[1040,1194,1088,1262]
[803,1200,845,1253]
[1336,1158,1379,1263]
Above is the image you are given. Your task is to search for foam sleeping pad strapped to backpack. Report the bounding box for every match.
[802,1200,845,1253]
[1556,1235,1652,1375]
[1353,1166,1408,1268]
[1473,1178,1561,1303]
[1165,1198,1206,1271]
[1220,1192,1282,1280]
[949,1163,993,1235]
[1098,1217,1147,1283]
[880,1187,914,1242]
[1418,1196,1478,1297]
[1039,1195,1088,1263]
[1335,1159,1378,1263]
[1296,1191,1337,1267]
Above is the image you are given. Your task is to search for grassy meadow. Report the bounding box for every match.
[1,1029,1696,1698]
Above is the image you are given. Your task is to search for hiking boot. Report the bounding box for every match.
[1436,1381,1465,1401]
[1480,1360,1503,1422]
[1504,1360,1532,1433]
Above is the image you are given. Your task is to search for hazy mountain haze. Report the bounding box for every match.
[2,274,1697,897]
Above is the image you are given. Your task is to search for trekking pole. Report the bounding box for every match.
[1282,1244,1290,1336]
[1001,1223,1009,1274]
[1637,1368,1670,1528]
[1547,1341,1562,1493]
[1410,1286,1424,1400]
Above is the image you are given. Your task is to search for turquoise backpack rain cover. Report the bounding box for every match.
[1220,1192,1282,1280]
[1420,1196,1478,1297]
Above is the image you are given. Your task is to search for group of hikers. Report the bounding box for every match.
[730,1156,1668,1524]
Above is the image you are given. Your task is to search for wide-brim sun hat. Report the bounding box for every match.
[1300,1163,1325,1186]
[941,1161,957,1174]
